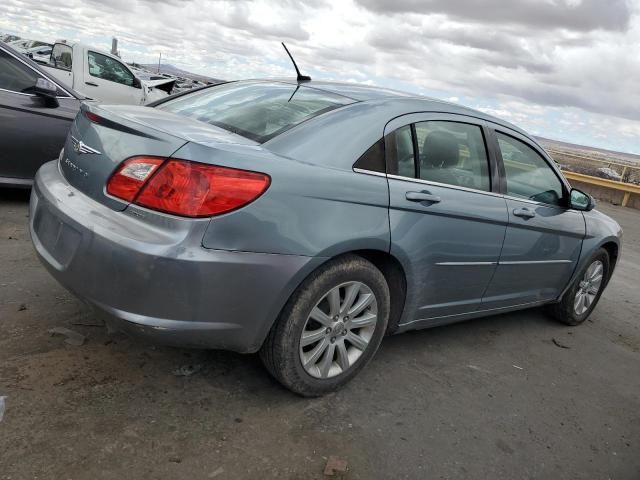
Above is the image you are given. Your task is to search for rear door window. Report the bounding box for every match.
[387,121,491,192]
[386,125,416,177]
[497,132,565,206]
[354,139,385,173]
[157,81,355,143]
[415,121,490,192]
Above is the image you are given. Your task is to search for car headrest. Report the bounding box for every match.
[422,131,459,169]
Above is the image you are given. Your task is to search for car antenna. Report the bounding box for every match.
[282,42,311,82]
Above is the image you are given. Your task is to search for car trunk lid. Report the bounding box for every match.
[60,103,257,210]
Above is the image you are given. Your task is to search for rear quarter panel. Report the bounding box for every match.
[196,100,438,256]
[174,141,391,256]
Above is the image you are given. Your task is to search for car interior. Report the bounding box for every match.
[389,122,490,192]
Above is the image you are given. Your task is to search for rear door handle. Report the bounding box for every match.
[406,191,441,203]
[85,81,98,87]
[513,207,536,219]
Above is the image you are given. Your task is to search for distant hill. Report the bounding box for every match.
[138,63,223,84]
[536,136,640,165]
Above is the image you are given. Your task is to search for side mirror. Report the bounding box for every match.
[132,77,142,89]
[570,188,596,211]
[34,77,59,108]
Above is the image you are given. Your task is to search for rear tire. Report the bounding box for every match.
[260,254,390,397]
[547,248,610,326]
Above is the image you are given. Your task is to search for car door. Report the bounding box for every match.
[482,127,585,308]
[84,50,142,104]
[0,48,79,183]
[385,113,508,322]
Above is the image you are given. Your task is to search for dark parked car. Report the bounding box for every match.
[29,80,622,396]
[0,41,82,187]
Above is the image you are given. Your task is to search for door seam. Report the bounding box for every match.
[480,196,509,301]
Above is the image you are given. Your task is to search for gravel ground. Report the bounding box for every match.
[0,189,638,479]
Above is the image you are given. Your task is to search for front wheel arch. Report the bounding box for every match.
[547,247,610,326]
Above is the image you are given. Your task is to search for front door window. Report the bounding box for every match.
[497,132,565,206]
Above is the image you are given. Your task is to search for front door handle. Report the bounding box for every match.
[513,207,536,219]
[406,191,441,203]
[85,81,98,87]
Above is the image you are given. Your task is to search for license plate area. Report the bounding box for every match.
[33,206,81,269]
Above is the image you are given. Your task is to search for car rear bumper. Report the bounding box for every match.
[30,160,324,352]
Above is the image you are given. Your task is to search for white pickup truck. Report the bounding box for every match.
[40,42,174,105]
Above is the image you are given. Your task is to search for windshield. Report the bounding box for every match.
[156,81,355,143]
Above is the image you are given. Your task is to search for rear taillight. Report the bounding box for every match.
[106,157,165,202]
[107,158,270,218]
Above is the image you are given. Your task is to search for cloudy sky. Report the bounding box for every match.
[2,0,639,154]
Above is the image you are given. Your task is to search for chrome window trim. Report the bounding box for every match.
[501,193,582,212]
[501,194,549,206]
[0,87,37,97]
[356,170,580,210]
[0,86,72,100]
[386,173,503,199]
[353,167,387,178]
[0,45,74,99]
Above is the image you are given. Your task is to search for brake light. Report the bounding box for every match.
[107,158,270,218]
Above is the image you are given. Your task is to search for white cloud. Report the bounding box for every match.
[1,0,639,154]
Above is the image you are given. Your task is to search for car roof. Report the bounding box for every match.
[251,78,414,101]
[267,78,530,139]
[300,80,416,101]
[157,78,533,145]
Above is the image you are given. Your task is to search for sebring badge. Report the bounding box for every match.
[71,136,101,155]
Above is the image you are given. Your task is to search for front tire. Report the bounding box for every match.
[260,254,390,397]
[548,248,610,326]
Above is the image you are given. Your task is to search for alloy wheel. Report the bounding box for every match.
[574,260,604,315]
[299,281,378,379]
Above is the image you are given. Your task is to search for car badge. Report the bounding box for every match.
[71,136,101,155]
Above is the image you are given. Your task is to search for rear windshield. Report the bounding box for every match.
[156,81,355,143]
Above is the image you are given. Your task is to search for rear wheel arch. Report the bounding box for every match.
[349,249,407,335]
[259,252,392,396]
[308,249,408,335]
[260,249,408,351]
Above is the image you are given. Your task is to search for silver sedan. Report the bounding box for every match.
[30,80,622,396]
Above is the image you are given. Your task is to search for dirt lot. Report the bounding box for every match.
[1,189,638,480]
